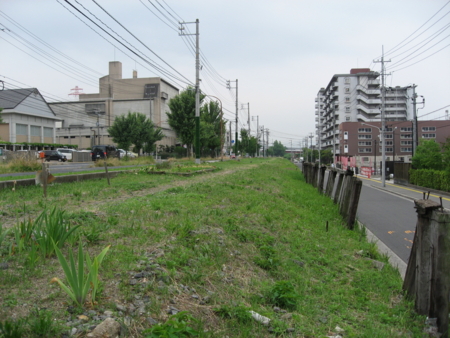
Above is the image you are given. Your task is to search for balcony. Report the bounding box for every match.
[368,79,380,85]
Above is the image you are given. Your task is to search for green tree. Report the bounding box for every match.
[107,112,163,155]
[320,149,333,164]
[442,137,450,172]
[272,140,286,157]
[167,87,205,157]
[411,139,443,170]
[200,101,225,157]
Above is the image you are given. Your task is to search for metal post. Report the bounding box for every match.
[235,80,239,157]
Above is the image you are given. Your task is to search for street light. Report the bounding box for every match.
[362,122,386,187]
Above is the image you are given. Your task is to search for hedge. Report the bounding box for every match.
[410,169,450,192]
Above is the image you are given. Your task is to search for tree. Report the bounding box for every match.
[441,137,450,172]
[411,139,443,170]
[167,88,205,157]
[107,111,163,155]
[320,149,333,164]
[200,101,225,157]
[272,140,286,157]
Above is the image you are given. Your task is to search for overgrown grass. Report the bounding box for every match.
[0,158,425,337]
[0,157,42,174]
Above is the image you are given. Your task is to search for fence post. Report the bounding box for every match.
[325,168,337,198]
[317,165,326,194]
[312,163,319,188]
[346,177,362,229]
[333,172,344,204]
[430,210,450,337]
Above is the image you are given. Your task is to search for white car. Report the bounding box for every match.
[56,148,76,161]
[118,149,137,158]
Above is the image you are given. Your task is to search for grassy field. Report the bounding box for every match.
[0,158,425,337]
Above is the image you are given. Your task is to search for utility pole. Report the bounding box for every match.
[261,126,265,157]
[179,19,201,164]
[229,120,232,155]
[252,115,259,156]
[317,92,321,166]
[374,46,391,187]
[266,129,269,157]
[309,133,314,163]
[411,84,418,156]
[227,80,238,155]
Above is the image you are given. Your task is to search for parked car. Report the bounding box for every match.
[56,148,76,161]
[43,150,67,162]
[91,145,119,161]
[118,149,137,158]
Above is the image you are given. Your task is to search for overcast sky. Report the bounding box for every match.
[1,0,449,147]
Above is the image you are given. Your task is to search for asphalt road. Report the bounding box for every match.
[357,182,416,263]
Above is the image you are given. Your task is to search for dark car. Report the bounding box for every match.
[43,150,67,162]
[91,145,119,161]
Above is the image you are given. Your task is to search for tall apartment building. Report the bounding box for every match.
[315,68,414,159]
[50,61,179,150]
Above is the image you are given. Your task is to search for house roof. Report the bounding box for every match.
[0,88,40,109]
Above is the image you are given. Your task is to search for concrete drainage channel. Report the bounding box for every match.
[0,171,122,190]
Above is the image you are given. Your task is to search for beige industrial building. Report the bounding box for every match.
[49,61,180,151]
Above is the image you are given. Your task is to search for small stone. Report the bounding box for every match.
[170,299,176,304]
[0,262,9,270]
[116,304,127,312]
[147,317,158,325]
[124,316,132,326]
[273,306,281,312]
[281,313,292,320]
[335,325,345,333]
[134,272,145,278]
[88,310,97,316]
[78,315,89,322]
[191,294,199,299]
[70,328,77,336]
[129,279,137,285]
[286,328,295,333]
[104,310,114,317]
[202,296,211,304]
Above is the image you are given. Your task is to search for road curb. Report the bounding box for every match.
[357,221,407,280]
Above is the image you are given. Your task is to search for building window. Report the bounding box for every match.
[44,127,53,138]
[386,140,393,146]
[345,97,350,102]
[385,127,393,132]
[400,134,412,139]
[358,148,372,153]
[401,140,413,145]
[85,136,91,138]
[345,87,350,93]
[401,127,412,132]
[344,77,350,84]
[362,157,370,162]
[422,126,436,132]
[31,125,41,137]
[16,124,27,135]
[345,106,350,112]
[358,128,372,133]
[422,133,436,138]
[386,147,393,152]
[358,141,372,146]
[346,116,350,121]
[401,147,412,152]
[358,134,372,139]
[385,134,393,139]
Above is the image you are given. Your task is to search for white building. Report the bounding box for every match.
[316,68,414,155]
[0,88,59,145]
[49,61,179,150]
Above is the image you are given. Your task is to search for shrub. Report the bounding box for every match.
[266,280,299,310]
[409,169,450,192]
[143,311,200,337]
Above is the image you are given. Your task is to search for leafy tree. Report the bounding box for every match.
[442,137,450,172]
[166,87,205,157]
[107,111,163,155]
[412,139,443,170]
[320,149,333,164]
[200,100,225,157]
[272,140,286,157]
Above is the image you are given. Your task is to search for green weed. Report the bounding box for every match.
[143,311,200,337]
[266,280,299,310]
